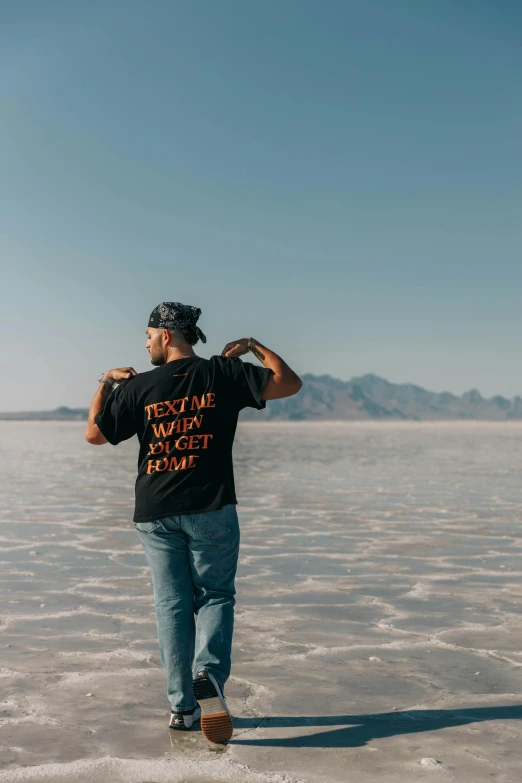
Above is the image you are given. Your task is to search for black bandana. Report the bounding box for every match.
[148,302,207,343]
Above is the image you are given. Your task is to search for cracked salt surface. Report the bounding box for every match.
[1,421,522,783]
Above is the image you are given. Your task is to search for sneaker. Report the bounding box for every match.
[192,670,233,743]
[168,705,201,731]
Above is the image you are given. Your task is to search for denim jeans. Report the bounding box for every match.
[134,504,240,711]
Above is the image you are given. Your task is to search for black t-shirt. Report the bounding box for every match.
[95,356,271,522]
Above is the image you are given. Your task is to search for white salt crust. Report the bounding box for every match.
[0,756,305,783]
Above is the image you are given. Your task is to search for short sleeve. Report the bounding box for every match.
[95,385,137,445]
[221,357,272,411]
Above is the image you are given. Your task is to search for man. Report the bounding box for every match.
[85,302,302,743]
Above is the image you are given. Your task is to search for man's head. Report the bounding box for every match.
[146,302,206,366]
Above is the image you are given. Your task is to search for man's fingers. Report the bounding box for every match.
[104,367,137,383]
[221,341,246,357]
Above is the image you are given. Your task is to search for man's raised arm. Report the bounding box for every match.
[85,366,137,445]
[221,338,302,400]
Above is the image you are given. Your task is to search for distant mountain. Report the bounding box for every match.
[0,406,88,421]
[1,375,522,421]
[240,373,522,421]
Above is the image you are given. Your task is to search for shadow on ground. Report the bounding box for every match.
[231,705,522,748]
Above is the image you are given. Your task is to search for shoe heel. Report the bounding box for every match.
[201,713,233,744]
[193,673,233,743]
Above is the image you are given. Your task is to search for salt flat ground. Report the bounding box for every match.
[0,421,521,783]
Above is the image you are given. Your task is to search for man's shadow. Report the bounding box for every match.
[231,705,522,748]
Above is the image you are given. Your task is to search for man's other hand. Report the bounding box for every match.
[103,367,138,382]
[221,339,249,358]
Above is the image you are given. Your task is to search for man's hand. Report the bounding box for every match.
[221,339,249,358]
[221,337,302,401]
[103,367,137,382]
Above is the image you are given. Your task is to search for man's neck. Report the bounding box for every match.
[165,347,197,362]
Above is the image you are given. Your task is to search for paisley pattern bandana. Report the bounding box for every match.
[148,302,207,343]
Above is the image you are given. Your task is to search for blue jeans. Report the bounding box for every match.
[134,504,240,711]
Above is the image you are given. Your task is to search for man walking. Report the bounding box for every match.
[85,302,301,743]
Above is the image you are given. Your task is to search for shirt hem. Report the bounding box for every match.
[256,367,272,409]
[133,499,238,523]
[94,413,118,445]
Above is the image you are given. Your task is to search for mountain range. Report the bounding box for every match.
[1,374,522,421]
[240,373,522,421]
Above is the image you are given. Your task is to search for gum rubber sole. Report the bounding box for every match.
[193,674,233,744]
[200,711,233,743]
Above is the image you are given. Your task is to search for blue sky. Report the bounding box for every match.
[1,1,521,410]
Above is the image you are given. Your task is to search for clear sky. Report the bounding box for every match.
[1,0,521,410]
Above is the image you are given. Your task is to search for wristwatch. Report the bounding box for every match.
[98,373,117,392]
[247,337,254,352]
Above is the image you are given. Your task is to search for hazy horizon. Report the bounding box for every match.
[0,368,520,414]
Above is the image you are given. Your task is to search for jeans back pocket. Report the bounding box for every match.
[134,520,164,533]
[191,505,238,540]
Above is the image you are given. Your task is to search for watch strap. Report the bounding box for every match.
[98,374,114,391]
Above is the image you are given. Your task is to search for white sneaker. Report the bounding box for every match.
[169,704,202,730]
